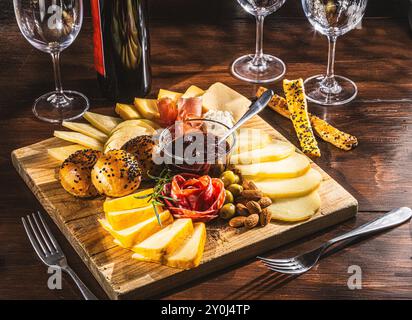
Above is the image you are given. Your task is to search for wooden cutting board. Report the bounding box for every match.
[11,115,357,299]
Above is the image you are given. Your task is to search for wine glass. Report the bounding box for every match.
[231,0,287,83]
[302,0,368,105]
[14,0,89,123]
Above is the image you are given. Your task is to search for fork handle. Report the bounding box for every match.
[326,207,412,247]
[63,266,98,300]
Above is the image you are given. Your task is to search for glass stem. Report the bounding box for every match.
[320,35,341,94]
[51,50,64,95]
[251,15,266,68]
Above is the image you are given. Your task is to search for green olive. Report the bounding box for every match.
[219,203,236,220]
[233,174,240,184]
[227,184,243,197]
[220,170,237,187]
[224,190,234,204]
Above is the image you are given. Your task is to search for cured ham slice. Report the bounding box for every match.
[177,97,203,121]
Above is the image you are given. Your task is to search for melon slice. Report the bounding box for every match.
[253,168,322,199]
[47,144,86,163]
[103,188,154,212]
[182,85,204,98]
[269,190,321,222]
[134,98,160,120]
[62,121,108,142]
[164,222,206,269]
[131,218,194,262]
[158,89,183,102]
[230,141,295,165]
[83,112,122,135]
[106,204,161,230]
[53,131,103,151]
[99,210,173,248]
[115,103,142,120]
[234,129,272,154]
[236,152,310,179]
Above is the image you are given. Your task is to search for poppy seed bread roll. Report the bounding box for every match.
[91,150,142,197]
[59,149,102,198]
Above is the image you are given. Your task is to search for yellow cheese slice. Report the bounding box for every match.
[230,141,295,165]
[233,129,272,154]
[158,89,183,102]
[103,126,153,153]
[62,121,108,142]
[134,98,160,120]
[110,119,159,134]
[182,85,204,98]
[47,144,86,163]
[253,168,322,199]
[269,190,321,222]
[115,103,142,120]
[103,188,154,212]
[99,210,173,248]
[131,218,194,262]
[237,152,311,179]
[53,131,103,151]
[106,204,161,230]
[83,111,122,135]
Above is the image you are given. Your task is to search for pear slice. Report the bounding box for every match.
[236,152,310,179]
[134,98,160,120]
[115,103,142,120]
[62,121,108,142]
[53,131,103,151]
[253,168,322,199]
[131,219,194,262]
[47,144,86,163]
[99,210,173,248]
[106,204,161,230]
[104,188,154,212]
[230,141,295,165]
[158,89,183,102]
[182,85,204,98]
[269,190,321,222]
[83,111,122,135]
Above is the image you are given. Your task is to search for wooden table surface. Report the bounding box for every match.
[1,1,412,300]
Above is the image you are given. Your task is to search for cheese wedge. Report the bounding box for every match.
[234,129,272,154]
[47,144,86,163]
[53,131,103,151]
[134,98,160,120]
[158,89,183,102]
[182,85,204,98]
[99,210,173,248]
[269,190,321,222]
[253,168,322,199]
[110,119,158,134]
[202,82,251,122]
[62,121,108,142]
[230,141,295,165]
[283,79,320,157]
[237,152,311,179]
[106,204,161,230]
[131,219,194,262]
[104,188,154,212]
[83,111,122,135]
[115,103,142,120]
[164,222,206,269]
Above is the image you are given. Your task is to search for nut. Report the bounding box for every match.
[258,196,272,208]
[245,214,259,229]
[242,180,251,190]
[241,189,263,201]
[236,203,249,216]
[246,201,262,215]
[248,181,259,190]
[259,208,272,226]
[229,216,246,228]
[235,196,248,206]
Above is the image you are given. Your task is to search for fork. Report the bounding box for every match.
[22,211,98,300]
[258,207,412,275]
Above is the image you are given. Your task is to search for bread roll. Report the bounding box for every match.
[91,150,142,197]
[59,149,102,198]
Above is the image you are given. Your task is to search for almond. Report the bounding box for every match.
[248,181,259,190]
[241,189,263,201]
[246,201,262,215]
[259,208,272,226]
[245,214,259,229]
[236,203,249,216]
[258,197,272,208]
[242,180,251,190]
[229,216,246,228]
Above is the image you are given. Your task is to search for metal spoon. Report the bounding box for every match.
[218,89,274,145]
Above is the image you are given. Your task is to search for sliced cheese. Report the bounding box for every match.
[269,190,321,222]
[110,119,158,134]
[237,152,311,179]
[131,219,194,262]
[253,168,322,199]
[234,129,272,154]
[202,82,251,122]
[283,79,320,157]
[158,89,183,102]
[230,141,295,165]
[182,85,204,98]
[104,126,153,152]
[104,188,154,212]
[134,98,160,120]
[47,144,86,163]
[106,204,161,230]
[62,121,108,142]
[53,131,103,151]
[83,111,122,135]
[115,103,142,120]
[99,210,173,248]
[164,222,206,269]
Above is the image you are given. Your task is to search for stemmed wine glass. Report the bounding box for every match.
[14,0,89,123]
[302,0,368,105]
[231,0,287,83]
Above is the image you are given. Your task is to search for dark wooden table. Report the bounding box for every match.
[1,1,412,300]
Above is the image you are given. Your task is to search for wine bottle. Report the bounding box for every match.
[91,0,151,102]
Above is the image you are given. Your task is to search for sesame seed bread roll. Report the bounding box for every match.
[91,150,142,198]
[59,149,102,198]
